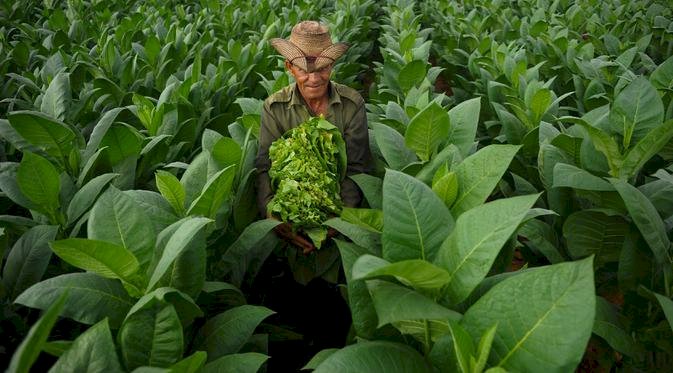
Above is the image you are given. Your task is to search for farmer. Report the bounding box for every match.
[253,21,371,369]
[256,20,371,254]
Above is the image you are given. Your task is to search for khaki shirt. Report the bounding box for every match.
[256,81,371,216]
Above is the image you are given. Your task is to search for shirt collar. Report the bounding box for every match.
[288,81,342,108]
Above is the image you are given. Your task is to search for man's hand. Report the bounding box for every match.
[268,213,316,254]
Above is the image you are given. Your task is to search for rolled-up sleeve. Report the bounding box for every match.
[340,101,371,207]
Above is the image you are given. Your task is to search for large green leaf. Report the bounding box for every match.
[552,163,614,191]
[324,218,381,250]
[83,107,126,162]
[119,299,183,370]
[0,119,42,155]
[203,353,269,373]
[339,208,383,232]
[100,124,142,167]
[149,218,208,299]
[336,239,379,340]
[609,178,671,265]
[169,351,207,373]
[40,71,70,122]
[66,173,118,225]
[382,170,453,262]
[373,123,418,170]
[462,257,595,372]
[2,225,58,300]
[405,102,450,161]
[619,119,673,179]
[124,190,178,234]
[7,111,77,162]
[127,287,202,328]
[436,194,539,305]
[352,255,450,292]
[17,152,61,217]
[447,320,475,373]
[186,165,235,218]
[609,77,664,148]
[367,280,461,327]
[156,170,185,216]
[15,273,135,328]
[49,319,123,373]
[654,293,673,334]
[180,152,211,207]
[218,218,280,288]
[564,117,622,176]
[414,144,462,185]
[650,55,673,90]
[350,174,383,209]
[398,60,428,92]
[148,217,212,291]
[0,177,34,216]
[50,238,143,293]
[447,97,480,157]
[211,137,242,169]
[563,210,627,264]
[593,296,642,358]
[451,145,520,216]
[314,341,433,373]
[303,349,339,371]
[8,292,67,373]
[196,305,274,362]
[88,186,155,269]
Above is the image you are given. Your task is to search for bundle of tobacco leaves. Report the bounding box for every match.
[268,116,346,247]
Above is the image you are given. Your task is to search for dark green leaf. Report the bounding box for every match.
[15,273,135,328]
[119,300,183,369]
[196,305,274,362]
[2,225,58,300]
[203,353,269,373]
[88,186,155,269]
[8,292,68,373]
[609,178,670,265]
[49,319,123,373]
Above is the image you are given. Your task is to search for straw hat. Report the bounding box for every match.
[270,21,350,73]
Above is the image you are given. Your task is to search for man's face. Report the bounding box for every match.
[286,59,332,101]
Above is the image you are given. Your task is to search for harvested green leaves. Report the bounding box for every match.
[268,116,347,247]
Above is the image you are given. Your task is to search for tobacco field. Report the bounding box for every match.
[1,0,673,371]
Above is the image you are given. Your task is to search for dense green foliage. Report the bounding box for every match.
[268,116,346,238]
[1,0,673,372]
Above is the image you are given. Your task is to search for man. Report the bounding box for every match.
[253,21,371,369]
[256,20,371,254]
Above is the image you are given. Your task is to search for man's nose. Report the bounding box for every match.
[307,72,323,80]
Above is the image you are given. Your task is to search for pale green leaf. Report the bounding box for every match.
[382,170,453,262]
[314,341,433,373]
[451,145,521,216]
[405,102,450,161]
[437,194,540,305]
[462,257,595,372]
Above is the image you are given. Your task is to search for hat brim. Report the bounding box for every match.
[269,38,349,72]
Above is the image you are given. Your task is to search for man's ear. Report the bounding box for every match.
[284,60,293,71]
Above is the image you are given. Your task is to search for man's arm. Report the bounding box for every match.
[341,100,371,207]
[256,101,282,217]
